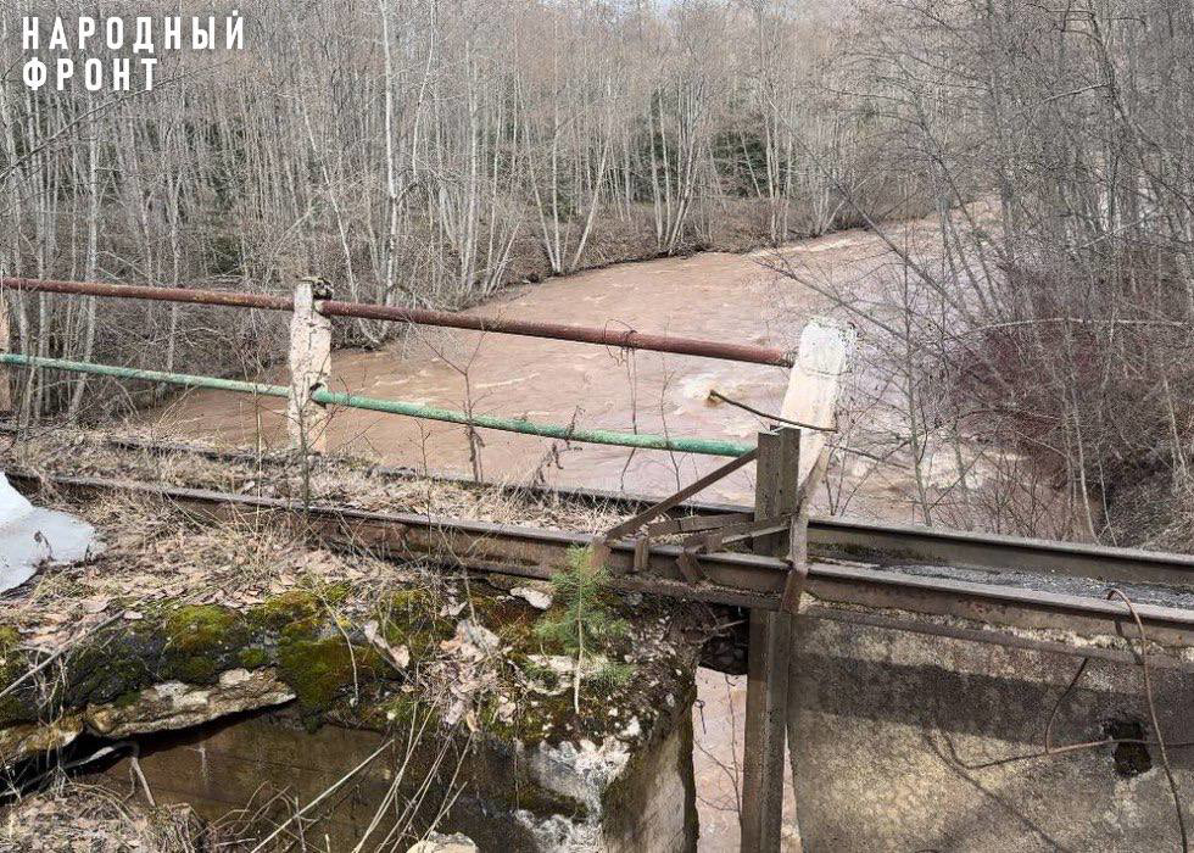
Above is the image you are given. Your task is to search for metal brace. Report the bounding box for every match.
[595,447,814,609]
[673,512,797,583]
[595,448,805,584]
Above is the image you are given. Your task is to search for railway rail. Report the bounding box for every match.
[10,468,1194,662]
[58,431,1194,588]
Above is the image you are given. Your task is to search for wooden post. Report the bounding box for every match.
[741,426,800,852]
[0,291,10,415]
[287,278,332,453]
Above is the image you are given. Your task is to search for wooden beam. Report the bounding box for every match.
[741,427,800,851]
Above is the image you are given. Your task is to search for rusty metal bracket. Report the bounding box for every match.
[600,448,758,544]
[632,512,753,578]
[664,463,817,589]
[697,514,794,552]
[596,450,761,582]
[593,434,821,597]
[643,512,753,538]
[669,513,797,584]
[780,561,809,616]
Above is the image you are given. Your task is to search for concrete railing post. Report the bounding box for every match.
[0,291,10,415]
[781,318,857,488]
[287,277,332,453]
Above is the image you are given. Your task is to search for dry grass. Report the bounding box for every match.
[3,425,628,531]
[0,780,202,852]
[0,482,415,650]
[0,425,638,648]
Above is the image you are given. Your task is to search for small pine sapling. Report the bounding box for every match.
[535,546,632,713]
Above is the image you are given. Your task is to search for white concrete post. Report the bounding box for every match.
[287,278,332,453]
[0,291,10,415]
[780,317,857,489]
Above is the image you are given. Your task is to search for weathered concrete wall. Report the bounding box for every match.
[102,698,698,852]
[788,616,1194,851]
[603,702,698,852]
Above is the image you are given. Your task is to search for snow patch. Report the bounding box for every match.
[0,472,102,593]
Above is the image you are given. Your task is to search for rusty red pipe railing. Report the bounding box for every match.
[318,300,794,366]
[0,277,794,367]
[1,277,293,311]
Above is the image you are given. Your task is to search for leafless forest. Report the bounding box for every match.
[2,0,1193,548]
[1,0,875,393]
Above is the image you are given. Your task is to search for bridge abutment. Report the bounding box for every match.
[787,613,1194,851]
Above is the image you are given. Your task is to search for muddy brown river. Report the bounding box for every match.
[149,228,907,513]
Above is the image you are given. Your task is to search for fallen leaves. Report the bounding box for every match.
[81,597,110,615]
[435,620,506,731]
[363,620,410,671]
[439,619,500,663]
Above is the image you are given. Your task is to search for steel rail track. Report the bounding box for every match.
[60,432,1194,588]
[10,470,1194,653]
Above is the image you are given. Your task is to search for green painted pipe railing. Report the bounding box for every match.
[0,354,753,458]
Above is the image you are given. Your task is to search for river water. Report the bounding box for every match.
[149,227,912,515]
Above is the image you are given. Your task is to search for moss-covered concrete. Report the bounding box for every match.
[3,572,702,850]
[0,586,400,737]
[2,574,693,740]
[0,627,28,727]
